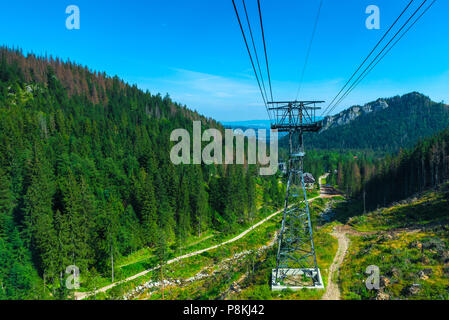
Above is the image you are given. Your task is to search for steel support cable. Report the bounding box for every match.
[295,0,323,101]
[231,0,271,119]
[242,0,269,106]
[321,0,415,116]
[326,0,429,115]
[257,0,274,104]
[328,0,429,114]
[331,0,437,109]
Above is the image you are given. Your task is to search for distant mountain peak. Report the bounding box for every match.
[320,92,432,132]
[303,91,449,152]
[321,98,389,131]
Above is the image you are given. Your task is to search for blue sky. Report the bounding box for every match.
[1,0,448,121]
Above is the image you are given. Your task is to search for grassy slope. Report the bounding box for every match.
[339,183,449,300]
[79,206,283,293]
[229,222,338,300]
[77,177,281,293]
[97,193,339,300]
[226,198,339,300]
[98,207,282,300]
[165,198,338,301]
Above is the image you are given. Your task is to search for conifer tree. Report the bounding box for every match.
[141,174,158,246]
[23,148,58,280]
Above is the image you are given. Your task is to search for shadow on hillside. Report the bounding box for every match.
[332,198,364,224]
[333,182,449,227]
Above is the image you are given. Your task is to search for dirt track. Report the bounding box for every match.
[321,224,378,300]
[321,226,349,300]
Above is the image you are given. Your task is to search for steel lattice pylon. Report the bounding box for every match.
[269,101,324,290]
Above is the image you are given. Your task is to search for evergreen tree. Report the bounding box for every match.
[176,175,191,242]
[23,148,58,280]
[141,173,158,247]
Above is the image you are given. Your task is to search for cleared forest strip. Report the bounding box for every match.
[75,203,291,300]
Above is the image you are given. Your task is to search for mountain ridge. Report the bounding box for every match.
[304,92,449,152]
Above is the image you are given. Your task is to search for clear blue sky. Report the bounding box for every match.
[1,0,448,121]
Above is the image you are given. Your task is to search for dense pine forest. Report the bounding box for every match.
[322,128,449,215]
[361,129,449,210]
[0,47,284,299]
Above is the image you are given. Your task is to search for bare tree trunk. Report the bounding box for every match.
[111,243,114,283]
[363,190,366,214]
[161,266,164,300]
[422,158,426,191]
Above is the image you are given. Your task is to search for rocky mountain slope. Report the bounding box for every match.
[321,99,389,131]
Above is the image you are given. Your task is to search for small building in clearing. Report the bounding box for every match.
[303,173,316,189]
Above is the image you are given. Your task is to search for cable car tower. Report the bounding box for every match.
[269,100,325,290]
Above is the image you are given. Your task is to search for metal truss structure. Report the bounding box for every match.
[269,101,325,290]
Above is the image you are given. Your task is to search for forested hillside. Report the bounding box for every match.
[325,128,449,217]
[305,92,449,152]
[0,47,284,299]
[361,129,449,210]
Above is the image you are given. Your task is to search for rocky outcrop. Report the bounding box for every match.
[376,290,390,300]
[407,283,421,295]
[418,268,433,280]
[320,99,389,132]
